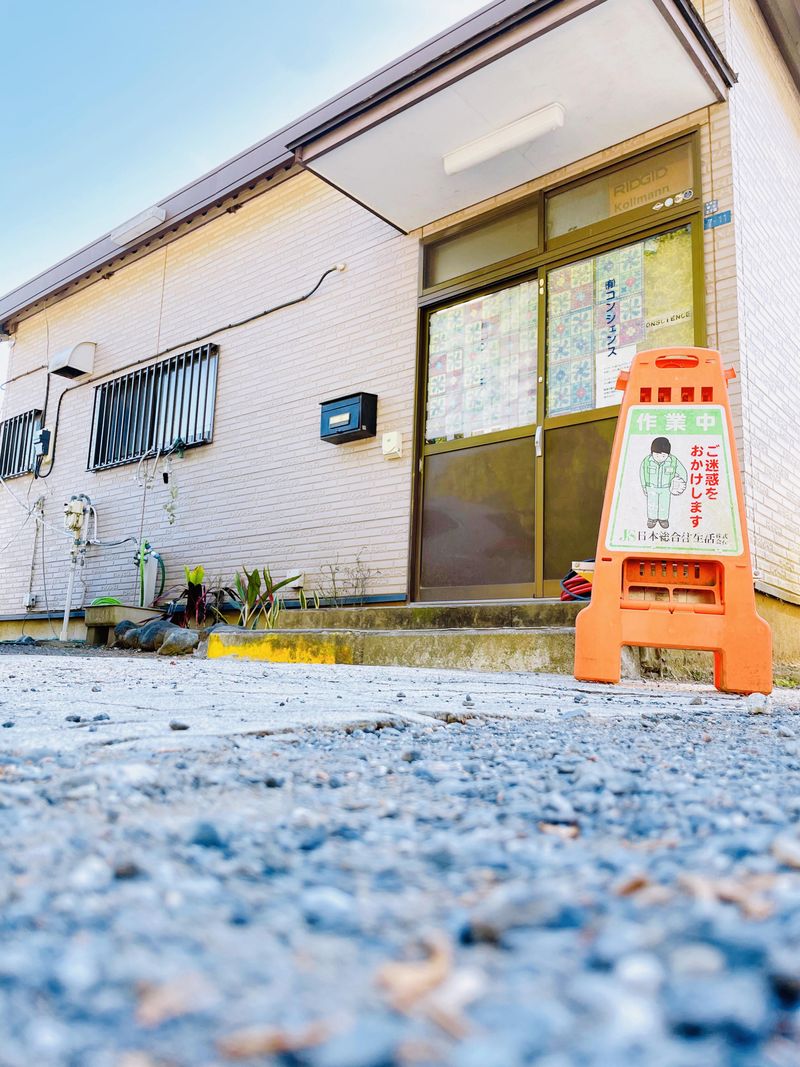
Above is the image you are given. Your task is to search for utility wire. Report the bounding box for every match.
[34,263,344,480]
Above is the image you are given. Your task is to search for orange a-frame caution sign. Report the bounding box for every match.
[575,346,772,695]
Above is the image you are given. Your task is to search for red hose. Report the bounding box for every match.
[560,573,593,601]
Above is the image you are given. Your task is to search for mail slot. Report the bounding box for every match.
[320,392,378,444]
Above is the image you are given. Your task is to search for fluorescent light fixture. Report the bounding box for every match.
[443,102,566,176]
[109,205,168,246]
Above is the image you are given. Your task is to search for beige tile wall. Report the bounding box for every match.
[0,174,419,613]
[725,0,800,602]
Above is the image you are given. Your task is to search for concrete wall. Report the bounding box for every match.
[725,0,800,602]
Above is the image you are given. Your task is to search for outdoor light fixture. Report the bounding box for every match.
[109,205,168,246]
[442,102,566,176]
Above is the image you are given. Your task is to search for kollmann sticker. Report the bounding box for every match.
[607,405,742,555]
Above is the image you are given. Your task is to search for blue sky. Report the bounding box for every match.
[0,0,480,298]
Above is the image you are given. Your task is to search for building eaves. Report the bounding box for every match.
[0,0,736,329]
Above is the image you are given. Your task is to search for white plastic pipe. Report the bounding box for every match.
[61,552,77,642]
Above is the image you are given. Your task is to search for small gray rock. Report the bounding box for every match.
[301,886,358,933]
[69,856,113,891]
[118,626,142,650]
[190,821,226,849]
[157,628,200,656]
[137,618,179,652]
[746,693,772,715]
[305,1017,401,1067]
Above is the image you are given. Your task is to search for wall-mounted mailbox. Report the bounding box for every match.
[320,392,378,444]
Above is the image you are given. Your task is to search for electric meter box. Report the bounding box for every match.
[320,392,377,444]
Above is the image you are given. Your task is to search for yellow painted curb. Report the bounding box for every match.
[206,631,355,665]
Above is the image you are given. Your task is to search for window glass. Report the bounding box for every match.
[543,417,616,580]
[0,409,41,479]
[546,225,695,417]
[89,344,218,470]
[419,437,535,592]
[424,203,538,288]
[546,142,695,242]
[425,280,538,445]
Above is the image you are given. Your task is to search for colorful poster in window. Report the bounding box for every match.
[425,281,537,444]
[606,405,742,554]
[547,226,695,417]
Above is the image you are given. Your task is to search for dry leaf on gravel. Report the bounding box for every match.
[135,973,217,1027]
[679,873,776,920]
[538,822,580,839]
[217,1021,330,1059]
[613,873,674,906]
[377,932,452,1012]
[377,934,486,1037]
[615,873,653,896]
[422,967,487,1039]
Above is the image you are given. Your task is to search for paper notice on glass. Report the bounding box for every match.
[595,344,636,409]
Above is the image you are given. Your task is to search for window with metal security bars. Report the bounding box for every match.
[0,409,42,479]
[88,344,219,471]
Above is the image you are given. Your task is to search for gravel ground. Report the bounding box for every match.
[1,648,799,1067]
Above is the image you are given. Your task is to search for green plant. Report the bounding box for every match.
[231,566,300,629]
[232,565,265,629]
[184,565,207,627]
[157,566,231,628]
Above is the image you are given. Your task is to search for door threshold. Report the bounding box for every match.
[410,598,564,607]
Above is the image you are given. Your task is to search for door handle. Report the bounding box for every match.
[535,425,543,457]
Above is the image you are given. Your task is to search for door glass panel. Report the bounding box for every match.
[420,437,535,592]
[546,141,695,241]
[544,418,617,581]
[546,225,695,418]
[425,203,539,287]
[425,280,538,445]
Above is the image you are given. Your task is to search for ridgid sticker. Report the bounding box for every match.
[606,405,742,555]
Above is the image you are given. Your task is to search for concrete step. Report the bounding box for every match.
[276,600,582,631]
[206,625,588,675]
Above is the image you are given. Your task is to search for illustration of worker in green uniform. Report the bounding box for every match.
[640,436,687,529]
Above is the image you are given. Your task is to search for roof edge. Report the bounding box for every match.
[1,0,737,328]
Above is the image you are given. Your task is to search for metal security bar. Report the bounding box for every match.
[88,344,218,471]
[0,409,42,479]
